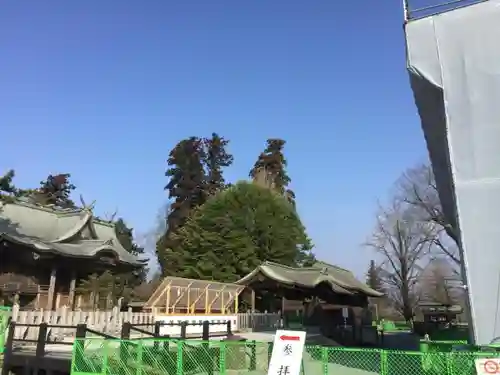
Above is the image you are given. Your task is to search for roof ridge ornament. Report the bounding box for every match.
[79,194,96,212]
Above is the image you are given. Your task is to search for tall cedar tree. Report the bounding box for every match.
[35,173,76,208]
[249,138,295,205]
[172,181,314,282]
[157,137,207,276]
[203,133,233,196]
[366,260,384,292]
[115,218,147,285]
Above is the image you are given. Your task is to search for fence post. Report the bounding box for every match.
[219,342,226,375]
[120,322,131,365]
[121,322,131,339]
[202,321,210,341]
[74,324,87,374]
[36,322,48,358]
[249,340,256,371]
[322,347,328,375]
[180,321,187,339]
[2,321,16,374]
[380,350,388,375]
[176,341,184,375]
[226,320,232,336]
[154,321,162,352]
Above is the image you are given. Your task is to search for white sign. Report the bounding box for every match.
[342,307,349,318]
[267,330,306,375]
[475,358,500,374]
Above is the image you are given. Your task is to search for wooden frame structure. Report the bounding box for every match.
[144,276,245,315]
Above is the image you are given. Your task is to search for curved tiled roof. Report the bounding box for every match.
[236,261,384,298]
[0,200,143,265]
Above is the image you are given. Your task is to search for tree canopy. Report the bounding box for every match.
[157,137,207,275]
[156,134,234,276]
[250,138,295,206]
[171,181,314,282]
[35,173,76,208]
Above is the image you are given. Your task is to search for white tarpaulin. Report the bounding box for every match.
[405,0,500,345]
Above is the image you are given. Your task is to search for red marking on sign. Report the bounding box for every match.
[279,335,300,341]
[484,360,499,374]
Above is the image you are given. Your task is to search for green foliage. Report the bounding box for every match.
[77,272,132,309]
[171,181,314,282]
[250,139,291,193]
[202,133,233,196]
[249,138,295,206]
[115,218,147,285]
[0,170,35,203]
[0,170,17,203]
[157,137,207,275]
[34,173,76,208]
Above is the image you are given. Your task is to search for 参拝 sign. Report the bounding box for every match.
[267,330,306,375]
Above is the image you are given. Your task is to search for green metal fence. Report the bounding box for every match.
[70,338,499,375]
[0,306,11,354]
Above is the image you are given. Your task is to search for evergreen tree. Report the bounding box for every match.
[172,181,314,282]
[115,218,147,284]
[0,170,17,202]
[366,260,384,292]
[249,138,295,205]
[35,173,76,208]
[202,133,233,196]
[157,137,207,276]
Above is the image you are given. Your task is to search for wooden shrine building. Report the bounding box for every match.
[0,198,144,309]
[235,261,383,309]
[144,260,383,319]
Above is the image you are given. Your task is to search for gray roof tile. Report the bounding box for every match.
[236,261,384,298]
[0,200,142,265]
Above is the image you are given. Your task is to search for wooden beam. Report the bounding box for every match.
[191,285,210,313]
[47,268,57,310]
[171,282,194,311]
[208,285,227,313]
[150,279,172,307]
[68,271,77,310]
[165,285,171,314]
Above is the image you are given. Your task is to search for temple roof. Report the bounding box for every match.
[0,199,143,266]
[236,261,384,298]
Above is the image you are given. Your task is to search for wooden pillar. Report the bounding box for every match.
[251,288,256,312]
[166,285,171,314]
[35,292,41,309]
[47,268,57,310]
[68,272,77,310]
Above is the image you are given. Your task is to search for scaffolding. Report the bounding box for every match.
[144,276,245,315]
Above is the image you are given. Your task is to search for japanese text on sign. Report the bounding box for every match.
[267,330,306,375]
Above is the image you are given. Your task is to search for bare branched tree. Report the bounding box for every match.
[398,163,461,268]
[366,200,432,321]
[418,259,463,305]
[137,202,171,278]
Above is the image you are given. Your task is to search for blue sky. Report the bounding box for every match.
[0,0,429,277]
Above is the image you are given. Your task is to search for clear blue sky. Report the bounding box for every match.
[0,0,429,277]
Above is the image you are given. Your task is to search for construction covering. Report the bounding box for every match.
[405,0,500,345]
[144,276,244,314]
